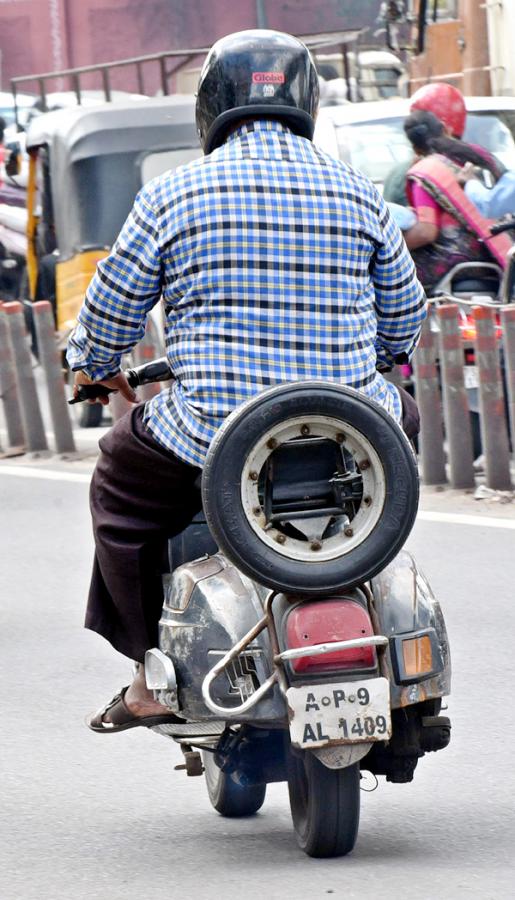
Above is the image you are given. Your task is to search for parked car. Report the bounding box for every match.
[314,96,515,190]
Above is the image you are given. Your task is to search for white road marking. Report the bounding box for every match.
[1,465,515,530]
[0,465,91,484]
[417,510,515,530]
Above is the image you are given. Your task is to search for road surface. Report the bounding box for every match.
[1,460,514,900]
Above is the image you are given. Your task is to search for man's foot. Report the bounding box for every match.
[122,664,173,718]
[86,665,179,733]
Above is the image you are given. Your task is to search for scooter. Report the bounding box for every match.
[427,215,515,457]
[72,366,451,858]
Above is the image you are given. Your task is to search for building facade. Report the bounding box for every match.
[0,0,383,91]
[408,0,493,96]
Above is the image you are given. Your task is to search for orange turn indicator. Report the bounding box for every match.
[402,635,434,678]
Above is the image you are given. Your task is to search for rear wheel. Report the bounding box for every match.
[287,750,360,858]
[202,751,266,818]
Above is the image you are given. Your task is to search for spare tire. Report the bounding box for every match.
[201,382,418,595]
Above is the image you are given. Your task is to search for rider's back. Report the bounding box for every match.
[140,119,423,464]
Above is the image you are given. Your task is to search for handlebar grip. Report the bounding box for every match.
[68,383,114,405]
[490,219,515,236]
[67,357,173,404]
[125,357,173,387]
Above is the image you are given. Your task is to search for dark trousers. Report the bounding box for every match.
[87,404,201,663]
[398,384,420,441]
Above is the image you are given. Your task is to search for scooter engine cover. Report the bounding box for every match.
[201,381,419,595]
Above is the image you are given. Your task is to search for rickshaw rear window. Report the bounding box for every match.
[72,154,141,252]
[65,147,203,256]
[141,148,203,184]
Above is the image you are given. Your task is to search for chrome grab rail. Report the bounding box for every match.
[275,635,388,663]
[201,608,279,717]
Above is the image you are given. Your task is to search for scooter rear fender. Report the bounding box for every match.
[370,550,451,709]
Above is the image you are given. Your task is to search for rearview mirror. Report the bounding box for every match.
[5,144,21,177]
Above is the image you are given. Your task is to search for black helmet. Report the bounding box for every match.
[195,29,320,154]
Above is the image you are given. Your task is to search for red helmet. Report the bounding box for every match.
[409,83,466,138]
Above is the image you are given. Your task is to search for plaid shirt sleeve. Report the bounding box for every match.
[66,185,162,380]
[371,194,427,369]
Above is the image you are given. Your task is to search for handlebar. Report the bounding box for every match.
[490,217,515,237]
[68,357,173,405]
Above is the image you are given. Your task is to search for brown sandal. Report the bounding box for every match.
[86,686,181,733]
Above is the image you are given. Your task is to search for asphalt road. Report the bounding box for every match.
[1,463,514,900]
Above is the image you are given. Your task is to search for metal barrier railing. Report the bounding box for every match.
[0,300,163,455]
[0,298,513,489]
[411,315,446,486]
[412,297,514,491]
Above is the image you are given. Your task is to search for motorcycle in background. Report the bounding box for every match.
[428,216,515,456]
[73,365,452,858]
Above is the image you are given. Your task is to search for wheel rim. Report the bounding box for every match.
[240,415,386,562]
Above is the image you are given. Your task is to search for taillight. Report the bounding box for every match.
[285,599,376,674]
[459,313,477,343]
[459,312,502,343]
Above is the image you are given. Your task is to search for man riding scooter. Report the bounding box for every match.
[66,29,426,733]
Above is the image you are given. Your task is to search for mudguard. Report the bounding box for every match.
[370,550,451,709]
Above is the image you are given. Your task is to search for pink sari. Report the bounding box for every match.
[407,155,511,269]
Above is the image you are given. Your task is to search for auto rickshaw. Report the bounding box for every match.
[21,95,199,423]
[24,94,200,334]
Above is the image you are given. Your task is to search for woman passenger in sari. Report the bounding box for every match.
[402,109,511,294]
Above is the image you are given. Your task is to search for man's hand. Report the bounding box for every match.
[457,162,479,186]
[73,371,138,406]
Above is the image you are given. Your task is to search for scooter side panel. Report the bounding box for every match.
[370,550,451,708]
[157,554,287,723]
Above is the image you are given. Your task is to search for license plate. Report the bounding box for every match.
[287,678,391,749]
[464,365,479,389]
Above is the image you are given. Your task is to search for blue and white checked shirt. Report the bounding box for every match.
[68,120,426,467]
